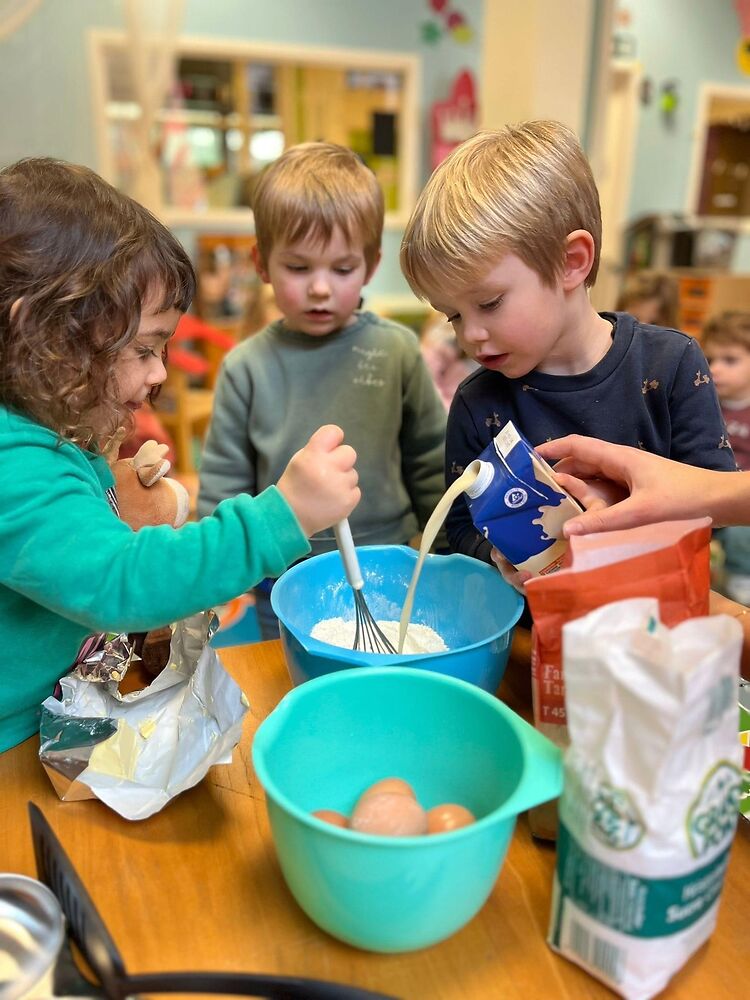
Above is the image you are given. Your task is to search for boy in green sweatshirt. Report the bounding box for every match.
[198,142,447,638]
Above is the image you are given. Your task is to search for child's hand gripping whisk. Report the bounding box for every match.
[334,519,397,654]
[278,425,393,653]
[277,424,360,536]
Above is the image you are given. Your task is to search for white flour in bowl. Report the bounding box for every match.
[311,617,447,655]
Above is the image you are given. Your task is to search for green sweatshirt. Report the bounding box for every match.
[197,312,447,555]
[0,406,310,753]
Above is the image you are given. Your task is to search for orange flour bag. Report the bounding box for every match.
[524,518,712,840]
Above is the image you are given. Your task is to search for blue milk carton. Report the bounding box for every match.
[464,421,582,577]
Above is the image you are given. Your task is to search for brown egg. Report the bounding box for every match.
[350,792,428,837]
[312,809,349,828]
[426,803,476,834]
[359,777,416,802]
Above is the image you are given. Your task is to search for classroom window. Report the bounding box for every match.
[90,32,419,228]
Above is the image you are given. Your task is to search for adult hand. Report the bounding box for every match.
[278,425,360,537]
[553,470,628,515]
[536,435,743,535]
[489,475,621,592]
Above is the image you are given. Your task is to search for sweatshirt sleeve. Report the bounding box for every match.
[197,357,258,517]
[668,338,738,471]
[0,436,310,633]
[444,391,493,563]
[399,344,447,534]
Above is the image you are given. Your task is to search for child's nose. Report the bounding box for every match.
[151,356,168,386]
[309,274,331,297]
[461,317,488,343]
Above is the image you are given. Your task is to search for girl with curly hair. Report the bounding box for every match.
[0,158,359,752]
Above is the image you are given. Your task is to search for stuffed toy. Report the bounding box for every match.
[111,439,190,531]
[109,438,191,677]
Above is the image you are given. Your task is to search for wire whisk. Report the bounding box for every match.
[333,520,397,654]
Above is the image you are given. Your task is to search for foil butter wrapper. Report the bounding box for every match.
[39,610,248,821]
[71,630,135,684]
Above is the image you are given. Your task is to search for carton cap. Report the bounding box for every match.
[464,459,494,498]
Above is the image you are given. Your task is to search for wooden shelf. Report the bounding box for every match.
[666,270,750,340]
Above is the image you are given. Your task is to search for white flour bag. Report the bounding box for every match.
[548,597,743,1000]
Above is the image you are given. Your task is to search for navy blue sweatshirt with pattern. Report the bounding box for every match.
[445,312,737,563]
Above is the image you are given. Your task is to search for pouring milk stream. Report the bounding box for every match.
[398,421,582,653]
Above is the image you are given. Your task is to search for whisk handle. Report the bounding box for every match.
[334,519,363,590]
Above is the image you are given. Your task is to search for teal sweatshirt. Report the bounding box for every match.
[197,312,447,555]
[0,406,309,753]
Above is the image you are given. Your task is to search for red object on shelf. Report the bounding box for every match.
[168,314,236,374]
[736,0,750,36]
[173,314,236,349]
[430,69,478,171]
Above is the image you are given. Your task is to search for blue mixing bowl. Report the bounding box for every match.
[252,666,562,952]
[271,545,524,692]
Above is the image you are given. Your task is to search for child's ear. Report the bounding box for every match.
[562,231,596,290]
[364,249,382,284]
[251,243,270,284]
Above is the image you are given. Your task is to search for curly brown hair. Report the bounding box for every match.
[0,158,195,449]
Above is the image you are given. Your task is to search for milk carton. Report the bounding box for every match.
[464,421,582,576]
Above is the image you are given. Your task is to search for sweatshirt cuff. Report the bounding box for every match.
[253,485,311,571]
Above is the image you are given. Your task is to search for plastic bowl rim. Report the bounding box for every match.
[252,665,526,847]
[271,545,525,662]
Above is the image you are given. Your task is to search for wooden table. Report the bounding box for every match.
[1,639,748,999]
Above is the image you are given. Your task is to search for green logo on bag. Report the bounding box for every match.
[687,761,741,858]
[591,782,644,850]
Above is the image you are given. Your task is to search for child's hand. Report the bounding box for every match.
[490,547,531,593]
[278,425,360,537]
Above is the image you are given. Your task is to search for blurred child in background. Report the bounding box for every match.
[419,309,478,411]
[704,311,750,601]
[616,270,679,328]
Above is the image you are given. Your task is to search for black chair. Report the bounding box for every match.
[28,803,398,1000]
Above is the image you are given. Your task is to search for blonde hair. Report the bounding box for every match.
[703,311,750,352]
[616,271,679,328]
[251,142,384,271]
[401,120,601,298]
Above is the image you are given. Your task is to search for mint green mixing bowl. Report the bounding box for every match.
[252,667,562,952]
